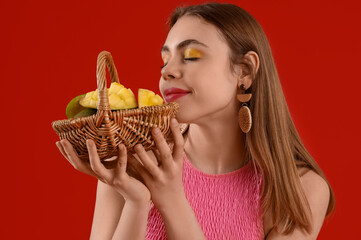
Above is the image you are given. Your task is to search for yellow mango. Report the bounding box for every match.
[138,88,164,108]
[66,83,165,119]
[79,82,137,109]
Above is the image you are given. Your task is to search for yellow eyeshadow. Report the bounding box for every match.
[162,56,168,64]
[184,48,203,58]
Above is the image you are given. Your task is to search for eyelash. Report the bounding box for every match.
[160,57,199,69]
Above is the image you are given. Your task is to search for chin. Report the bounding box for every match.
[174,108,193,124]
[175,113,189,124]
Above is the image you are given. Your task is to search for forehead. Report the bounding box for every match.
[163,15,227,50]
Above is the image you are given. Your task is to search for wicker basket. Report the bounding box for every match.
[52,51,182,162]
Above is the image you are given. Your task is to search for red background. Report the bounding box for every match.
[1,0,360,239]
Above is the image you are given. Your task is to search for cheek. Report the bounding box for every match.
[159,77,165,99]
[189,72,235,108]
[193,68,234,98]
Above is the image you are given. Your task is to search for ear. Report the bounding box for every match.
[236,51,260,89]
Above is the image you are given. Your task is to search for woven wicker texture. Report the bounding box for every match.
[52,51,180,162]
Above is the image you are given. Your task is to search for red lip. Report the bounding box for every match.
[164,87,191,96]
[164,87,191,103]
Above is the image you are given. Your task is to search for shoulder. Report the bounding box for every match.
[299,168,330,234]
[299,168,330,204]
[263,167,330,239]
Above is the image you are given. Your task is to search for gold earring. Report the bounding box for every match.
[237,84,252,133]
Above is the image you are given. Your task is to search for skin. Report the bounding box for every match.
[56,139,151,239]
[55,15,330,240]
[160,16,254,175]
[160,16,330,239]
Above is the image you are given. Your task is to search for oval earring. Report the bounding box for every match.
[237,84,252,133]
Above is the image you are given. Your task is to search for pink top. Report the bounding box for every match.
[145,151,264,240]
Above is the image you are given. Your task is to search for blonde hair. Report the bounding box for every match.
[168,2,335,235]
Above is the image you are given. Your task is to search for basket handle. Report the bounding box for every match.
[96,51,120,111]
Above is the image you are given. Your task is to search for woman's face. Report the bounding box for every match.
[159,15,240,124]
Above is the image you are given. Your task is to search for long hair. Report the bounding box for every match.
[168,2,335,235]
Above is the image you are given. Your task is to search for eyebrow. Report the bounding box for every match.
[161,39,208,53]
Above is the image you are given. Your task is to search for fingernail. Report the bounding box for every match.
[153,127,160,134]
[171,118,177,125]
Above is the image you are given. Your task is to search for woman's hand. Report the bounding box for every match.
[56,139,151,204]
[130,118,186,211]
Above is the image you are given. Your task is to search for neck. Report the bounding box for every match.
[183,117,247,175]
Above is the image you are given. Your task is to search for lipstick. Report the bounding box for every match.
[164,87,190,103]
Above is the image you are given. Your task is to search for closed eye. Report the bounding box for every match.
[184,57,199,61]
[161,57,199,69]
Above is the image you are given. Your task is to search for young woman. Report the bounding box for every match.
[56,2,335,239]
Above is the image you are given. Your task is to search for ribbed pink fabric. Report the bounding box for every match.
[145,151,264,240]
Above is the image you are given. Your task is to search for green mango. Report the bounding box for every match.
[66,94,87,119]
[73,108,97,118]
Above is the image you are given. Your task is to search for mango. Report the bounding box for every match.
[66,83,165,119]
[66,94,87,119]
[73,108,97,118]
[79,82,137,110]
[138,88,164,108]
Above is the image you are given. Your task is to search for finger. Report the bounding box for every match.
[170,118,185,162]
[86,139,112,182]
[134,144,160,177]
[151,148,161,165]
[117,144,127,174]
[127,153,152,182]
[57,140,79,169]
[126,159,144,183]
[151,126,173,169]
[60,139,100,178]
[56,141,70,162]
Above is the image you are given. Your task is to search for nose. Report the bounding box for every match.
[161,60,182,80]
